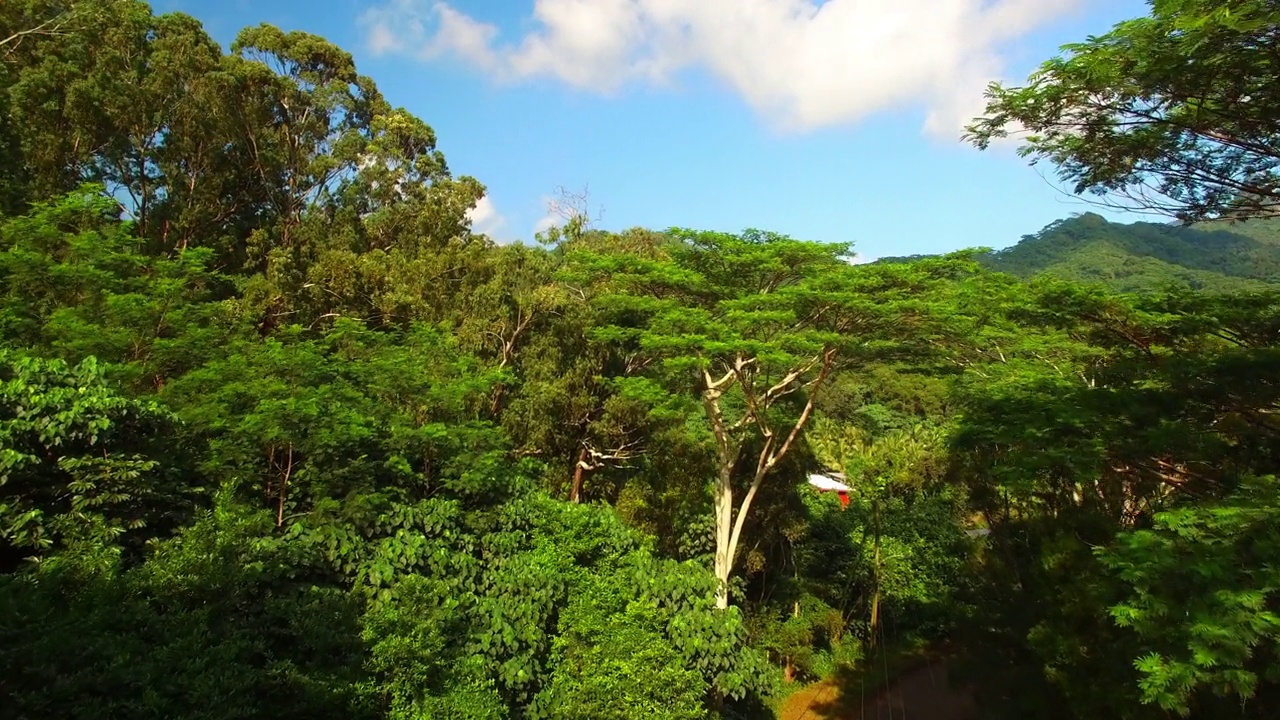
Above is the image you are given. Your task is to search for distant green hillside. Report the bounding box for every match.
[885,213,1280,292]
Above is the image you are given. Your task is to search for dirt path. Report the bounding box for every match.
[779,658,975,720]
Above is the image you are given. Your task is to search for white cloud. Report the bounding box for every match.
[533,211,561,235]
[366,22,403,54]
[360,0,1080,138]
[466,194,507,238]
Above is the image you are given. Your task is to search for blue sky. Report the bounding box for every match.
[154,0,1153,260]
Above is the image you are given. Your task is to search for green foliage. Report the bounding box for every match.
[0,4,783,718]
[361,575,507,719]
[0,350,178,565]
[883,212,1280,294]
[800,418,972,646]
[0,494,372,720]
[967,0,1280,221]
[0,185,232,387]
[5,2,1280,719]
[632,556,776,703]
[534,577,710,720]
[979,212,1280,293]
[567,226,979,611]
[1102,476,1280,716]
[950,275,1280,718]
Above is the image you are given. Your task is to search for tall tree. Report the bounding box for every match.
[966,0,1280,222]
[568,229,973,608]
[807,419,949,646]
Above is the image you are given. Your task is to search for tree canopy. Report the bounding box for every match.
[2,1,1279,719]
[967,0,1280,222]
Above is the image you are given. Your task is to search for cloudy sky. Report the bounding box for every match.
[156,0,1151,259]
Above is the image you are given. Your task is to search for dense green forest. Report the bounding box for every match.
[884,213,1280,293]
[1,1,1278,719]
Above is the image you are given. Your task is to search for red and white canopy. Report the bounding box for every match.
[807,471,852,508]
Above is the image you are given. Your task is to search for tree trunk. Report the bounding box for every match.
[713,465,734,609]
[868,498,881,647]
[488,383,506,416]
[706,348,835,611]
[276,443,293,528]
[569,447,588,503]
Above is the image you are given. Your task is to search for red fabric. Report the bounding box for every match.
[837,492,849,508]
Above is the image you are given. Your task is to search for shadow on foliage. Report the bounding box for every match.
[943,286,1280,719]
[0,507,372,720]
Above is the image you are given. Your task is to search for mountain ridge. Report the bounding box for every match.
[881,212,1280,292]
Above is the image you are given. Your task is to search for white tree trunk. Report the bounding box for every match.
[715,466,769,610]
[704,348,834,610]
[713,467,734,609]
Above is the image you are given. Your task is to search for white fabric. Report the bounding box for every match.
[806,473,852,493]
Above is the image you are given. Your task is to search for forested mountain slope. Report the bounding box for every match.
[885,213,1280,292]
